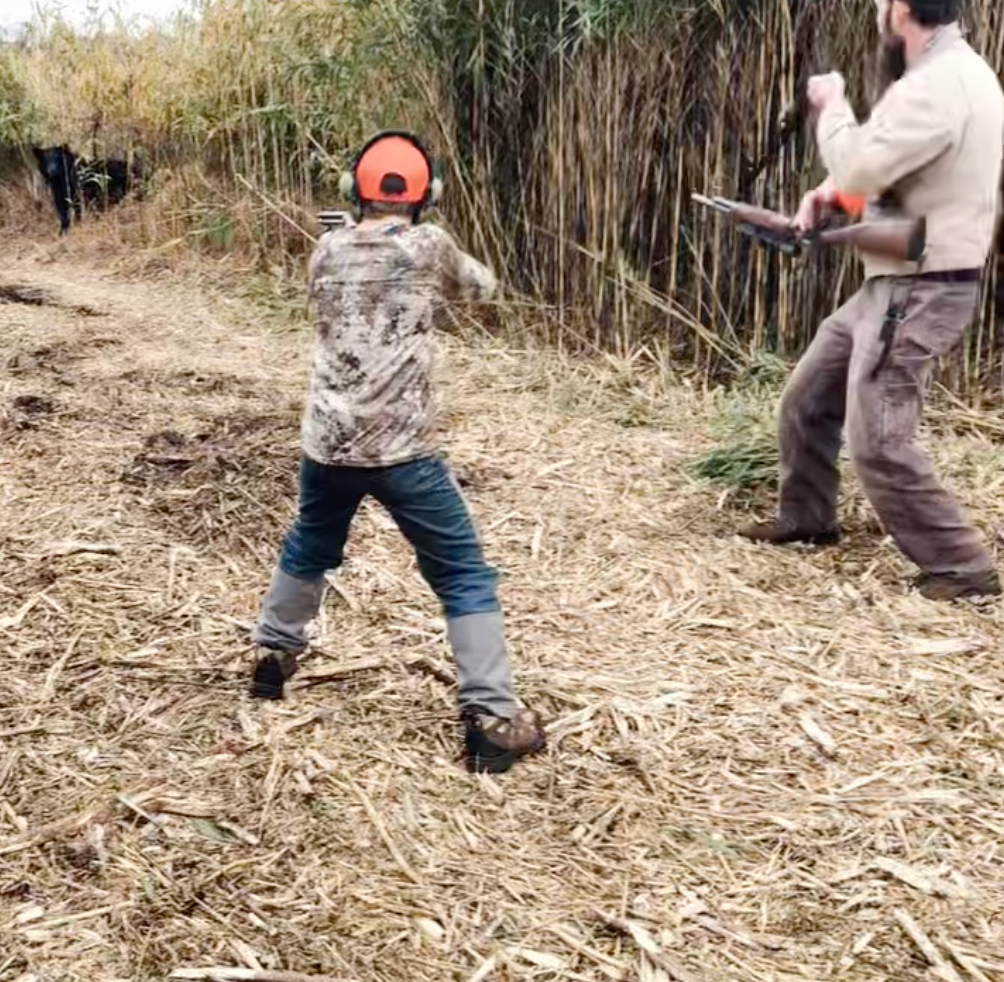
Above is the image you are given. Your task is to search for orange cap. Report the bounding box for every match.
[354,134,432,205]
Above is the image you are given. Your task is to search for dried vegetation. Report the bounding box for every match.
[2,238,1004,982]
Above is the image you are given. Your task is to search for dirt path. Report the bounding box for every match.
[2,254,1004,982]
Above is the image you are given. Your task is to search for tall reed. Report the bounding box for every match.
[424,0,1004,391]
[2,0,1003,392]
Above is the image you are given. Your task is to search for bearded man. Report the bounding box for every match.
[741,0,1004,602]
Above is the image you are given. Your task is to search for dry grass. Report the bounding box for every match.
[2,235,1004,982]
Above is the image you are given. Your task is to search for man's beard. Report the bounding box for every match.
[875,9,907,97]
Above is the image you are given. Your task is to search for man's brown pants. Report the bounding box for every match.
[777,275,994,576]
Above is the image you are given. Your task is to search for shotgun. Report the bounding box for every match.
[692,193,926,263]
[318,209,353,232]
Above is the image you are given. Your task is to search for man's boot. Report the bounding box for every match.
[739,518,841,547]
[913,569,1002,602]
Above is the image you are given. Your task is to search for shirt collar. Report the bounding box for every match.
[913,21,962,68]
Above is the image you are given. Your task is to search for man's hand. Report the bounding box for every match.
[807,72,847,114]
[792,190,824,234]
[792,176,837,234]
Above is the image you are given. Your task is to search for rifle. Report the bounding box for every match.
[692,193,926,263]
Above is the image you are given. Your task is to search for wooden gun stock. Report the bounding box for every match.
[814,217,926,262]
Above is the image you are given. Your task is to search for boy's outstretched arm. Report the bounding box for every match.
[430,226,498,302]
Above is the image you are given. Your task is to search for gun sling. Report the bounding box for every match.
[870,268,983,379]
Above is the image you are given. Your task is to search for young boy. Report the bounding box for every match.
[249,131,546,774]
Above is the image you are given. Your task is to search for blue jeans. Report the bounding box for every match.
[279,454,500,619]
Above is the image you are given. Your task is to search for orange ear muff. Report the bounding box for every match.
[341,130,442,214]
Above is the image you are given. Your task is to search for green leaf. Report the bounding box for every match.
[190,818,239,843]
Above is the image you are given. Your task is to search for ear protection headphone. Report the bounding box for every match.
[339,130,443,222]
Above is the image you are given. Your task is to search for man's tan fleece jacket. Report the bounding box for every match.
[817,22,1004,279]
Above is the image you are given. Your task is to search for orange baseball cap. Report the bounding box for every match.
[353,132,433,205]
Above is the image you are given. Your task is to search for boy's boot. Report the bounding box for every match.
[447,611,546,773]
[250,569,326,699]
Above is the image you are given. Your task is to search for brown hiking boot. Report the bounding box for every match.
[250,648,299,699]
[739,519,841,547]
[462,706,546,774]
[914,569,1002,602]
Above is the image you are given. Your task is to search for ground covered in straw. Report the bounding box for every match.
[2,243,1004,982]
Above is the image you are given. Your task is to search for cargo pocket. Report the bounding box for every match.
[876,280,976,448]
[878,358,924,449]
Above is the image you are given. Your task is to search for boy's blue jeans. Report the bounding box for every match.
[252,454,518,714]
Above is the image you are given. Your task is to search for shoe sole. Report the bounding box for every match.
[919,587,1002,602]
[741,533,841,547]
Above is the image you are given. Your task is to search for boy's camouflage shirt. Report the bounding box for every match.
[302,217,496,467]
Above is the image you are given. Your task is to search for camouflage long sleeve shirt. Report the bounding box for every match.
[302,217,497,467]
